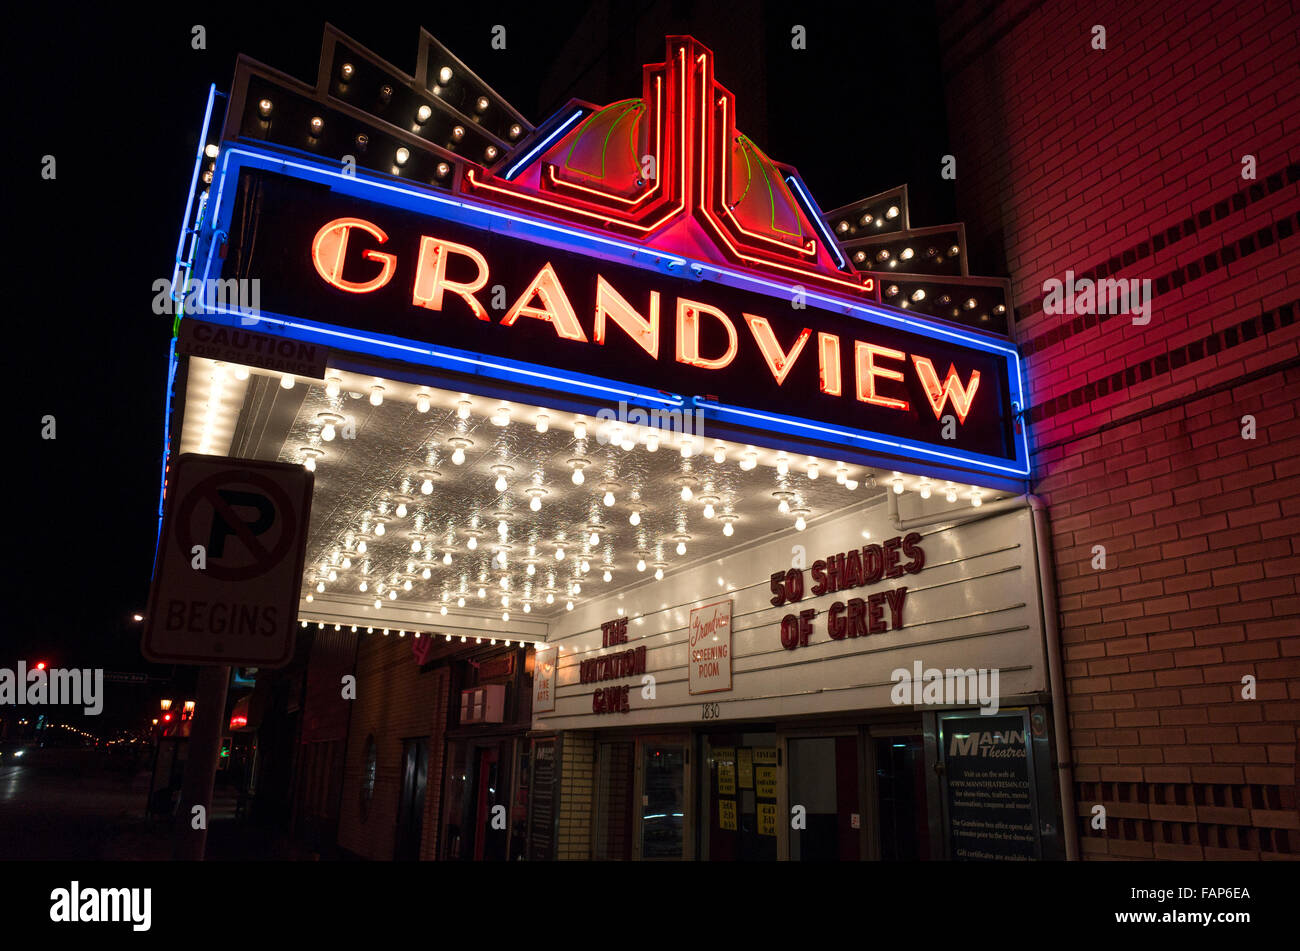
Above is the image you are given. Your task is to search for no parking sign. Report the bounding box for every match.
[143,454,313,667]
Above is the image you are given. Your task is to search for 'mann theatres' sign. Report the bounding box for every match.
[220,169,1023,473]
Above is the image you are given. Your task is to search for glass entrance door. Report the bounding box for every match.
[873,734,930,860]
[787,735,861,860]
[700,733,777,860]
[638,740,688,859]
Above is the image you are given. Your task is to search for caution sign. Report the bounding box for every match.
[143,454,313,667]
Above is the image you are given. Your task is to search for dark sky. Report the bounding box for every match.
[5,1,951,722]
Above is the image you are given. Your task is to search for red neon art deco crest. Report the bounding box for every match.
[463,37,872,298]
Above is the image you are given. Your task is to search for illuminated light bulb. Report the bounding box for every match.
[304,456,317,472]
[374,599,382,609]
[389,590,397,601]
[535,413,549,433]
[911,288,926,302]
[739,452,757,471]
[403,579,412,591]
[328,570,338,582]
[457,400,471,419]
[410,539,421,553]
[495,474,508,492]
[680,485,693,502]
[395,147,410,166]
[467,535,478,550]
[498,520,508,537]
[778,498,790,515]
[452,447,466,466]
[321,421,336,441]
[316,581,325,593]
[886,205,900,219]
[555,547,565,561]
[654,567,664,581]
[478,587,486,599]
[946,483,958,503]
[893,478,905,495]
[280,374,295,389]
[325,377,341,398]
[645,433,659,452]
[713,445,726,463]
[573,583,582,595]
[438,66,453,84]
[476,96,490,113]
[422,567,432,580]
[457,597,466,607]
[629,511,641,526]
[723,522,734,537]
[835,467,847,485]
[566,601,574,611]
[703,503,715,519]
[637,559,646,572]
[572,468,585,485]
[580,560,590,574]
[676,541,687,556]
[501,595,510,606]
[919,480,932,500]
[526,563,536,576]
[680,440,694,459]
[415,393,431,413]
[573,420,588,440]
[845,479,859,491]
[589,532,600,546]
[369,385,384,406]
[530,495,542,512]
[440,605,448,616]
[435,161,450,179]
[523,603,531,614]
[776,455,789,476]
[258,99,273,117]
[509,124,522,139]
[491,406,511,427]
[502,612,510,622]
[396,503,408,518]
[807,462,820,480]
[234,365,250,381]
[416,104,432,123]
[603,570,612,582]
[795,515,807,531]
[452,125,465,140]
[971,490,983,508]
[497,549,507,567]
[900,247,915,260]
[603,491,615,507]
[546,593,554,604]
[442,552,452,565]
[621,437,635,451]
[421,479,434,495]
[374,522,386,536]
[357,540,367,554]
[341,557,352,569]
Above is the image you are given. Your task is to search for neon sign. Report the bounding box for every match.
[308,215,984,427]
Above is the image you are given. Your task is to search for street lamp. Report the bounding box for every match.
[183,700,195,719]
[160,699,172,712]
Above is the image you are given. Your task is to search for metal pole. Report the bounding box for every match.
[173,665,231,860]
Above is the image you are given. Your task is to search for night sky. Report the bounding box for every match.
[6,1,952,726]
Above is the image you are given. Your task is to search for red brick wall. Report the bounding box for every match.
[940,0,1300,858]
[336,633,449,860]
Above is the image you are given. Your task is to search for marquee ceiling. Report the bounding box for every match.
[179,358,1008,632]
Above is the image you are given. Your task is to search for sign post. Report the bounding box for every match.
[143,454,313,859]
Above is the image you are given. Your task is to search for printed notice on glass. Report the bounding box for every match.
[737,748,753,788]
[757,803,777,837]
[719,799,738,831]
[941,713,1040,861]
[718,761,736,795]
[755,766,777,800]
